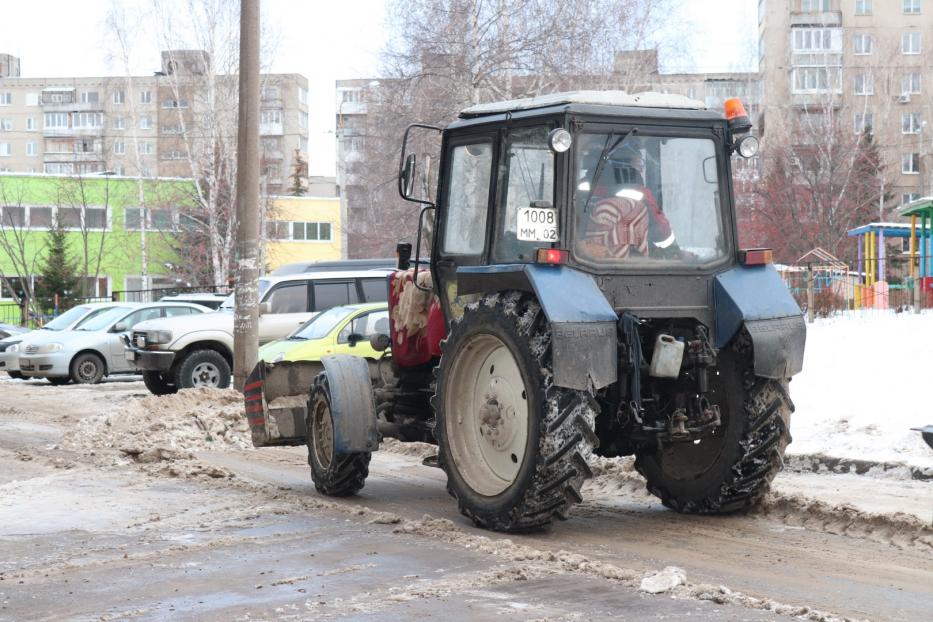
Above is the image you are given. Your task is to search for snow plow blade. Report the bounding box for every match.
[244,360,323,447]
[912,425,933,450]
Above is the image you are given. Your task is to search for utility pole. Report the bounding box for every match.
[233,0,260,391]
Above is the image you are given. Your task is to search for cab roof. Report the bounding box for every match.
[459,91,707,118]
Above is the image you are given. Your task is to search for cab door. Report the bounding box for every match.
[432,134,497,324]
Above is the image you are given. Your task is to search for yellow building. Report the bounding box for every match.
[265,194,343,271]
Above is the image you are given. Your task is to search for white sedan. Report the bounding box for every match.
[17,302,210,384]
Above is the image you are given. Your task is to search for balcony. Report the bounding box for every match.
[41,101,103,113]
[259,122,283,136]
[43,152,104,164]
[43,126,104,137]
[790,11,841,26]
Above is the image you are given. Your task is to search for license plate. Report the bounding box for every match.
[517,207,559,242]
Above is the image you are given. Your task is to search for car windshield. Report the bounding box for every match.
[41,305,92,331]
[219,279,270,311]
[574,133,727,267]
[76,306,132,331]
[289,306,349,341]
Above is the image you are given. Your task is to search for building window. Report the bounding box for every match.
[278,221,333,242]
[902,112,922,133]
[114,141,125,155]
[113,90,125,104]
[261,86,280,100]
[124,208,173,231]
[73,112,103,129]
[0,118,10,131]
[902,153,920,174]
[299,111,308,129]
[25,92,39,106]
[792,28,836,52]
[903,192,920,205]
[793,67,832,92]
[26,117,36,131]
[139,90,152,104]
[139,115,153,130]
[112,116,125,130]
[903,0,921,13]
[260,110,281,125]
[902,31,921,54]
[80,91,99,104]
[140,166,152,177]
[298,86,308,105]
[0,205,25,227]
[26,142,36,156]
[29,207,52,228]
[854,73,873,95]
[44,162,74,175]
[903,72,921,94]
[161,98,188,109]
[0,93,11,105]
[856,0,872,13]
[160,149,186,160]
[0,143,11,156]
[853,33,872,55]
[340,89,361,103]
[44,112,69,129]
[138,141,154,155]
[299,136,308,152]
[85,207,108,230]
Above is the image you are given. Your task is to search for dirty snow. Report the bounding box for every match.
[640,566,687,594]
[789,312,933,470]
[64,387,249,462]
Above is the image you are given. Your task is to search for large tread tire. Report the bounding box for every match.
[174,350,231,390]
[143,370,178,396]
[635,330,793,514]
[435,292,598,532]
[306,371,371,497]
[70,352,106,385]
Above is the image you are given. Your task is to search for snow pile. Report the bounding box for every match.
[65,387,250,461]
[790,312,933,470]
[639,566,686,594]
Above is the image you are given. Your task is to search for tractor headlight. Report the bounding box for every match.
[39,343,64,353]
[146,330,173,345]
[272,352,285,363]
[736,135,760,159]
[548,128,572,153]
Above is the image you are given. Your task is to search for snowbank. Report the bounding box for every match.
[65,387,250,460]
[789,312,933,470]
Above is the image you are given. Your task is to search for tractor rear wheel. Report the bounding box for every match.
[306,371,371,496]
[634,330,793,513]
[435,293,598,532]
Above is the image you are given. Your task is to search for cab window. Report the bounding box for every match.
[442,141,493,255]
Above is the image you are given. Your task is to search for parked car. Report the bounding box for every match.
[127,269,392,395]
[258,303,390,364]
[270,258,395,276]
[0,302,125,379]
[18,302,210,384]
[0,323,28,340]
[159,292,229,310]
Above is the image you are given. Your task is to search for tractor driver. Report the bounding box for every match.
[579,142,678,260]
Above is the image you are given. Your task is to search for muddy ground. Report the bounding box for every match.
[0,378,930,621]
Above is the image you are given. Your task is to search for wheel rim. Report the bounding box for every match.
[445,333,530,497]
[76,359,99,383]
[311,396,334,469]
[190,362,220,387]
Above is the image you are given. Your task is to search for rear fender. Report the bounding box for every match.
[457,264,618,391]
[319,355,380,454]
[713,265,806,379]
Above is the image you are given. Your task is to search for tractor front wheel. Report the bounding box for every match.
[306,371,371,496]
[435,293,598,532]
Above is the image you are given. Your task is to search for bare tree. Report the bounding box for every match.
[0,177,45,320]
[346,0,679,257]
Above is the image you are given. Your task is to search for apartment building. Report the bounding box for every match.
[758,0,933,208]
[0,51,309,195]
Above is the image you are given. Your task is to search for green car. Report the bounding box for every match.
[258,302,389,364]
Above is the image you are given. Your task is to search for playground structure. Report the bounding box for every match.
[899,198,933,294]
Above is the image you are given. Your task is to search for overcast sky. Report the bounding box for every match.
[0,0,756,176]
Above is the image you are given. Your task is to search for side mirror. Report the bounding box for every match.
[346,333,364,347]
[112,321,128,333]
[258,302,271,315]
[401,153,416,199]
[370,333,391,352]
